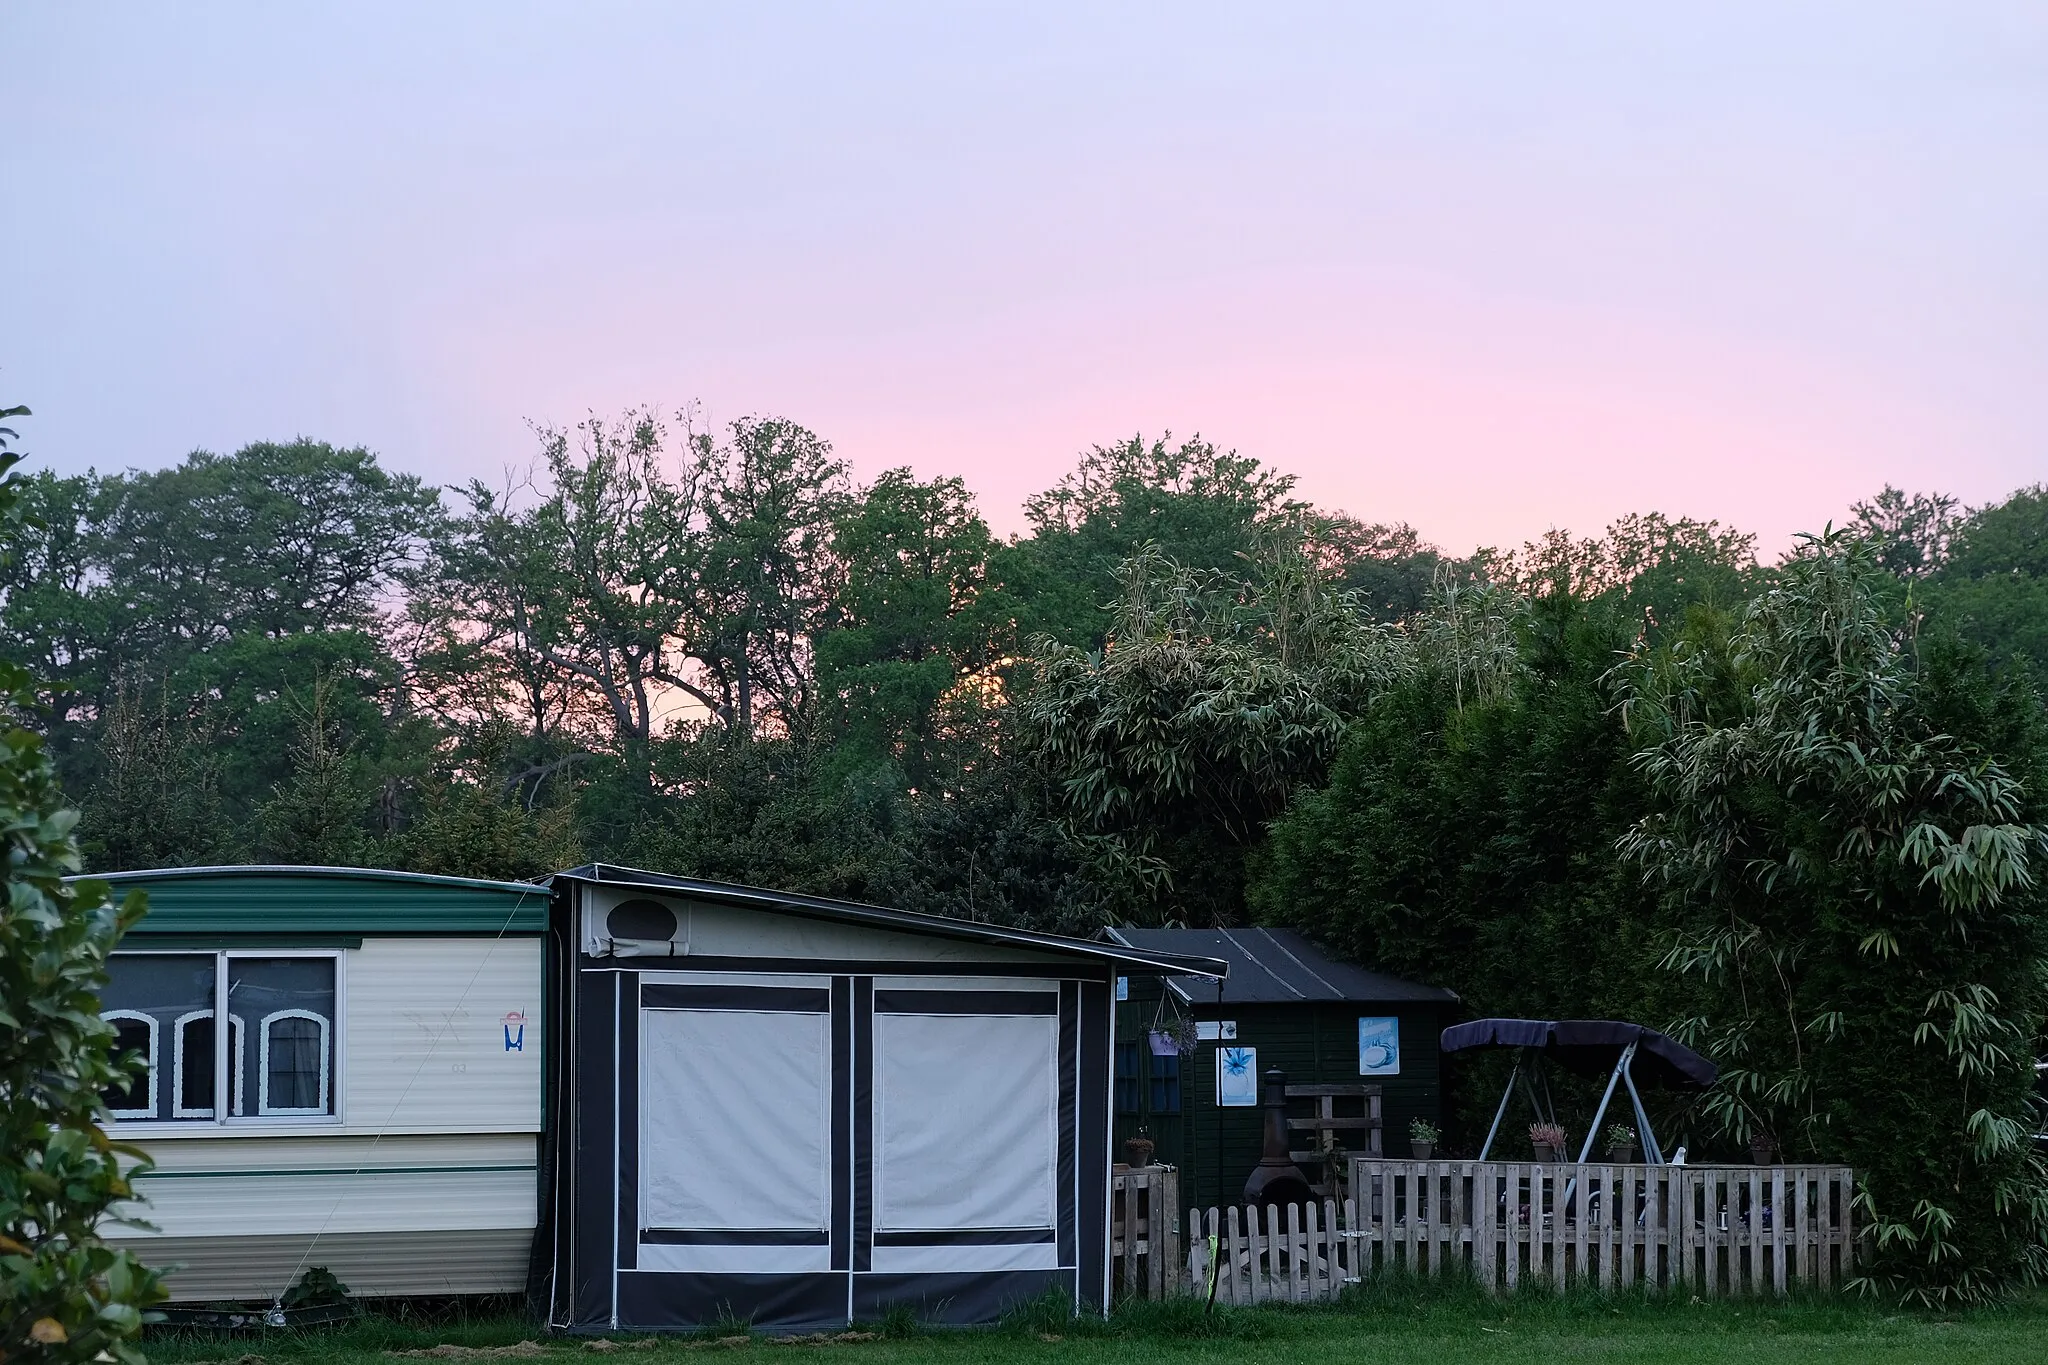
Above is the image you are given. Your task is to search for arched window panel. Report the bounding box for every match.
[100,1011,158,1119]
[232,957,337,1118]
[172,1010,245,1119]
[258,1010,332,1116]
[99,954,214,1124]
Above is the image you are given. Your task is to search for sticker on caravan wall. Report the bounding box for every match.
[504,1011,527,1052]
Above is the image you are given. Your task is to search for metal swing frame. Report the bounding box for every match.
[1474,1039,1667,1164]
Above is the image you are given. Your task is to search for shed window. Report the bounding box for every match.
[1114,1041,1140,1114]
[1148,1051,1182,1115]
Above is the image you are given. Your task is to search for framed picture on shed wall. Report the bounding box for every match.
[1215,1045,1258,1106]
[1358,1016,1401,1076]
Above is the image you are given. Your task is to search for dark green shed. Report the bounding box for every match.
[1104,928,1457,1211]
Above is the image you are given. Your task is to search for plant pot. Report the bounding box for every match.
[1750,1143,1776,1166]
[1123,1137,1156,1168]
[1606,1144,1639,1164]
[1532,1143,1559,1163]
[1410,1141,1433,1160]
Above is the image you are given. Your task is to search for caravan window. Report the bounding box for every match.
[101,950,340,1127]
[232,958,337,1117]
[100,1011,158,1119]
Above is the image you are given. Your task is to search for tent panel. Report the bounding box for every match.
[567,970,619,1329]
[615,1271,848,1333]
[874,1011,1057,1232]
[850,1270,1070,1326]
[1075,976,1110,1313]
[869,1242,1061,1273]
[641,1009,831,1232]
[637,1243,833,1274]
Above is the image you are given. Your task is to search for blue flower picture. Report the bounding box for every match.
[1215,1045,1258,1107]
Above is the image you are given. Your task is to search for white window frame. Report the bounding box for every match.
[257,1008,332,1116]
[105,947,344,1132]
[100,1010,159,1120]
[171,1010,245,1119]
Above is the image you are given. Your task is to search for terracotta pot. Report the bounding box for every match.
[1124,1137,1156,1168]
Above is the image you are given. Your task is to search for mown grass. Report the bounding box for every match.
[142,1279,2048,1365]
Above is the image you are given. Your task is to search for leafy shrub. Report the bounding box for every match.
[1,439,167,1365]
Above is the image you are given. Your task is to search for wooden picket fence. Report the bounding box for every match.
[1114,1161,1858,1303]
[1347,1158,1857,1294]
[1185,1197,1360,1304]
[1110,1165,1182,1300]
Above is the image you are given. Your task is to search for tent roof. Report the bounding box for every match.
[554,863,1229,978]
[1103,927,1455,1004]
[1439,1017,1718,1090]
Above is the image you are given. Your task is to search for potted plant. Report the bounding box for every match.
[1749,1130,1777,1165]
[1408,1118,1440,1160]
[1124,1127,1156,1169]
[1603,1122,1639,1163]
[1529,1122,1568,1162]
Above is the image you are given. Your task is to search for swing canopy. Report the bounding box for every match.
[1441,1018,1718,1091]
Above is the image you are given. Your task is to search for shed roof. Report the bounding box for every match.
[1104,927,1456,1005]
[555,863,1230,978]
[76,865,552,936]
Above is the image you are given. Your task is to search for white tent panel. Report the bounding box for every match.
[869,1242,1061,1273]
[641,1008,831,1231]
[875,1011,1058,1232]
[637,1243,834,1274]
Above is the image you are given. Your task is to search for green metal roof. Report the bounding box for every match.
[76,865,551,936]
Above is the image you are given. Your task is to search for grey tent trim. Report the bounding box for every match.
[556,865,1228,979]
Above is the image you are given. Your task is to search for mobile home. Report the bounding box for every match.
[91,866,550,1302]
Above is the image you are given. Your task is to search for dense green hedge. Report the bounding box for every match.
[1252,536,2048,1304]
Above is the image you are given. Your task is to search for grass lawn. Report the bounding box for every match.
[144,1285,2048,1365]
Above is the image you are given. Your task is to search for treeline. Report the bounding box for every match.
[6,408,2048,1302]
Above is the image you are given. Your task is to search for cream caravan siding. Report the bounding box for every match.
[109,1133,537,1301]
[116,1231,531,1301]
[110,936,544,1141]
[343,936,542,1134]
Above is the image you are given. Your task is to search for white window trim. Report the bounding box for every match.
[171,1010,244,1119]
[101,1010,159,1120]
[257,1008,332,1116]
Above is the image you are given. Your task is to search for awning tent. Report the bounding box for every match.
[1440,1018,1716,1164]
[538,866,1224,1334]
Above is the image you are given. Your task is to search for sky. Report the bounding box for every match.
[7,3,2045,555]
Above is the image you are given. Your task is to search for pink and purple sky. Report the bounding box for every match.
[9,4,2045,555]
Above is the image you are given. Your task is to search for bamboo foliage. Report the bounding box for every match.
[1616,529,2048,1304]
